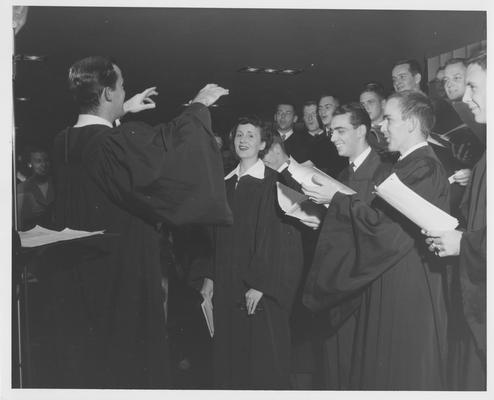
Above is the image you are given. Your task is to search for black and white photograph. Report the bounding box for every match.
[5,0,489,398]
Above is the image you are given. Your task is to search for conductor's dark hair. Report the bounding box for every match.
[466,50,487,71]
[333,102,372,133]
[229,115,274,159]
[387,90,435,137]
[360,81,387,100]
[68,56,119,113]
[392,59,422,76]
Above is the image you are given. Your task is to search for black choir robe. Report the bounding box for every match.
[304,145,449,390]
[210,166,303,389]
[44,103,232,388]
[307,131,347,178]
[456,153,486,389]
[305,148,392,389]
[283,128,312,163]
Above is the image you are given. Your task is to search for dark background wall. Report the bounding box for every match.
[13,7,486,149]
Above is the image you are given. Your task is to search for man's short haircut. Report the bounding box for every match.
[444,57,467,68]
[392,59,422,76]
[466,50,487,71]
[333,102,371,133]
[302,100,318,109]
[275,101,297,114]
[387,90,435,137]
[228,115,274,159]
[68,56,119,113]
[318,94,340,106]
[360,81,386,99]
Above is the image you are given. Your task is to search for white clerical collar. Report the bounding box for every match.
[350,146,371,171]
[398,141,428,161]
[74,114,113,128]
[278,129,294,141]
[225,158,265,181]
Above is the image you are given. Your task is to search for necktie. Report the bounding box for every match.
[281,133,286,141]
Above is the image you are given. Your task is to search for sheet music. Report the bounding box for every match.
[201,299,214,338]
[375,173,459,231]
[18,225,105,248]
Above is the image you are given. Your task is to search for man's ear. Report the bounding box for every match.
[260,141,266,151]
[103,86,113,102]
[356,124,367,139]
[414,73,422,86]
[407,116,419,133]
[293,115,298,124]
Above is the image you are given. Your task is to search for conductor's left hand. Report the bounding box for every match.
[245,288,263,315]
[124,87,158,114]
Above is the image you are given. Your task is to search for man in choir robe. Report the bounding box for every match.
[307,94,347,177]
[302,91,450,390]
[44,56,231,388]
[274,102,312,163]
[303,102,392,389]
[424,51,486,389]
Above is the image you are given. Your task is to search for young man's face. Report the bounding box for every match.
[463,63,486,124]
[318,96,338,128]
[360,91,384,123]
[274,104,297,132]
[444,62,467,101]
[330,113,362,160]
[303,104,320,132]
[392,63,420,92]
[381,97,410,153]
[30,151,49,177]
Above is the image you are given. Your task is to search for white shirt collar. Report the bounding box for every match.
[225,158,265,181]
[398,141,428,161]
[351,146,372,171]
[308,128,324,137]
[278,129,294,141]
[74,114,113,128]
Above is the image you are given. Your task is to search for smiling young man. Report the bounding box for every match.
[304,103,392,389]
[424,51,486,389]
[302,91,450,390]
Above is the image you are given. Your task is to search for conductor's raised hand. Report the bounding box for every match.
[245,288,263,315]
[192,84,229,107]
[301,175,338,205]
[123,87,158,114]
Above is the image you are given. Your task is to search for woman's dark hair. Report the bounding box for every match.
[228,115,273,159]
[68,56,119,113]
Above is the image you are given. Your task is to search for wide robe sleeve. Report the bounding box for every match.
[304,154,449,312]
[242,173,303,309]
[87,103,233,226]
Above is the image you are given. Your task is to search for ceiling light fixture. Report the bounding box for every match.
[238,65,304,75]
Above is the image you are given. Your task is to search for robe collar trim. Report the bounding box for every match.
[225,158,265,181]
[398,141,428,161]
[74,114,113,128]
[351,146,372,171]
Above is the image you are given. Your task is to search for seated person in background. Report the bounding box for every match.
[16,146,55,230]
[201,116,303,389]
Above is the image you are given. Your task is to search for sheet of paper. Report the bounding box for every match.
[276,182,324,222]
[201,299,214,338]
[375,173,459,231]
[18,225,105,248]
[288,161,356,196]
